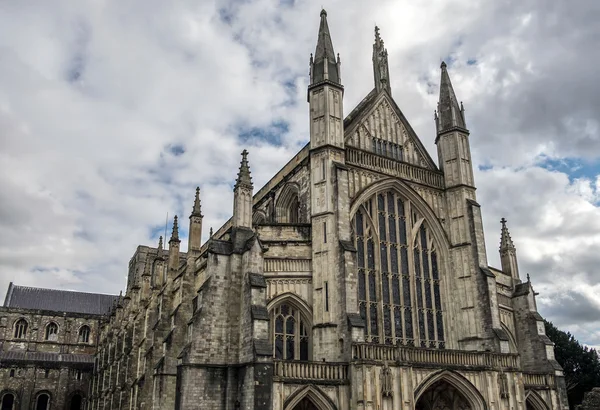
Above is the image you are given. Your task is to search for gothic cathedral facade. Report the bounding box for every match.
[87,10,568,410]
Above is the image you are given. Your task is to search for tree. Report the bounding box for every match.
[544,320,600,408]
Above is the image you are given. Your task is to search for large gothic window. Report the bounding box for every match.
[271,303,309,360]
[353,191,445,348]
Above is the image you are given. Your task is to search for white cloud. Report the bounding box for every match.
[0,0,599,346]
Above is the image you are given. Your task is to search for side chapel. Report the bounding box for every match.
[87,10,569,410]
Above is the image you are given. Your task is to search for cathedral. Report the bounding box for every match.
[1,10,569,410]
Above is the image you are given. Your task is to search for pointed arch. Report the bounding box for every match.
[267,292,312,321]
[268,292,313,360]
[276,182,301,223]
[284,385,337,410]
[500,323,518,353]
[351,178,449,347]
[350,178,450,256]
[525,390,550,410]
[414,370,488,410]
[253,210,267,225]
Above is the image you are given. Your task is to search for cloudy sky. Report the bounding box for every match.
[1,0,599,347]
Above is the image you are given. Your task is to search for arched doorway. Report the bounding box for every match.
[1,393,15,410]
[416,379,473,410]
[525,391,549,410]
[70,393,83,410]
[35,393,50,410]
[293,397,319,410]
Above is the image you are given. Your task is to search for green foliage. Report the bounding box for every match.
[544,320,600,408]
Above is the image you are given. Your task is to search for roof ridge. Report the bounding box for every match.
[11,284,118,298]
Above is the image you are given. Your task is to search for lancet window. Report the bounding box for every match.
[271,303,309,361]
[353,191,445,348]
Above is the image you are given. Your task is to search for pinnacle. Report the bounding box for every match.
[191,186,202,218]
[170,215,180,243]
[234,149,253,190]
[500,218,515,251]
[441,61,447,69]
[158,235,163,250]
[314,9,336,63]
[320,8,327,17]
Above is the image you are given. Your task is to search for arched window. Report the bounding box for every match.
[45,322,58,341]
[70,393,83,410]
[271,303,309,360]
[35,393,50,410]
[352,191,445,348]
[13,319,28,339]
[78,326,91,343]
[276,183,301,224]
[1,392,15,410]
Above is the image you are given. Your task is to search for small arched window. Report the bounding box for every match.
[35,393,50,410]
[45,322,58,341]
[271,303,309,361]
[78,326,90,343]
[14,319,28,339]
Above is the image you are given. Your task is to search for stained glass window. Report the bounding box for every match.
[352,190,445,348]
[271,303,310,360]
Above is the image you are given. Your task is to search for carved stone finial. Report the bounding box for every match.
[527,273,531,282]
[210,227,213,237]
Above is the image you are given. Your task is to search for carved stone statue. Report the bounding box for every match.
[381,364,393,397]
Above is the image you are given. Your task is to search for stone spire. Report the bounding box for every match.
[436,61,467,134]
[169,215,180,243]
[310,9,341,85]
[499,218,520,281]
[188,187,203,253]
[373,26,391,95]
[233,150,253,228]
[191,187,202,217]
[234,150,253,190]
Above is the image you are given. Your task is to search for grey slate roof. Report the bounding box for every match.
[0,350,94,364]
[3,283,117,316]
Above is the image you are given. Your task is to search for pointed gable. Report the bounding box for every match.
[345,90,438,170]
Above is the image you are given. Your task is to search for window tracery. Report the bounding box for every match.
[271,303,309,360]
[14,319,28,339]
[353,191,445,348]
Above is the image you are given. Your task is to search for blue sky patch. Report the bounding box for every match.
[168,144,186,156]
[238,120,289,145]
[467,59,478,66]
[536,155,600,181]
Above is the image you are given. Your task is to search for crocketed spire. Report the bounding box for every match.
[437,61,467,133]
[191,187,202,218]
[373,26,391,95]
[170,215,180,243]
[499,218,515,251]
[234,150,253,190]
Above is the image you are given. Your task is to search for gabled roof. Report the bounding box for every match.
[344,88,439,170]
[3,283,117,316]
